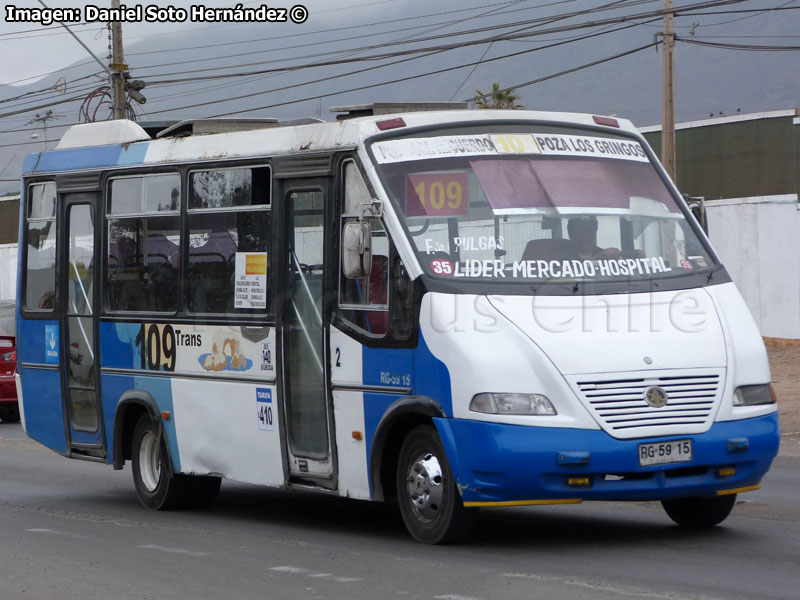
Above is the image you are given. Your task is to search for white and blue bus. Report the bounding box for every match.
[16,105,779,543]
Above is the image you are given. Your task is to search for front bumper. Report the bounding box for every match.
[434,413,779,505]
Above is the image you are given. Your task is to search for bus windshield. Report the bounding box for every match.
[371,128,714,285]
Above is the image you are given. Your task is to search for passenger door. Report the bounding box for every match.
[61,194,105,459]
[279,179,335,482]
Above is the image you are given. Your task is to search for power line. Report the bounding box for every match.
[0,36,659,143]
[462,41,659,102]
[138,0,743,86]
[124,0,595,59]
[676,37,800,50]
[0,73,104,106]
[143,17,657,117]
[135,0,665,79]
[208,41,661,119]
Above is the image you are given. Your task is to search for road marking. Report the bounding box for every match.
[434,595,482,600]
[26,528,89,539]
[503,572,726,600]
[270,565,362,582]
[138,544,209,557]
[271,566,310,574]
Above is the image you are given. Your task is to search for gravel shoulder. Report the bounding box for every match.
[768,341,800,457]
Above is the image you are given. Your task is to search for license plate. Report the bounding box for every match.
[638,439,693,467]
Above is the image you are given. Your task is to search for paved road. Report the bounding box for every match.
[1,422,798,600]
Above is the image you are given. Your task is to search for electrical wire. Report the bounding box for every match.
[207,40,660,119]
[143,16,657,116]
[133,0,669,79]
[132,0,723,86]
[0,0,774,128]
[676,37,800,50]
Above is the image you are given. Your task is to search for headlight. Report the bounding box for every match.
[733,384,776,406]
[0,351,15,361]
[470,393,557,415]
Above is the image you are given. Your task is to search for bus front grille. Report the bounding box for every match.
[572,371,723,438]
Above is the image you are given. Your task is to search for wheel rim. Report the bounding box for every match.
[138,430,162,493]
[405,451,444,522]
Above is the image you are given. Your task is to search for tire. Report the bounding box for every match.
[6,405,20,423]
[131,415,189,510]
[396,425,476,544]
[661,494,737,528]
[0,405,20,423]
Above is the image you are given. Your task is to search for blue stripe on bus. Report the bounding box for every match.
[22,141,150,175]
[361,331,454,494]
[99,321,140,370]
[411,332,453,418]
[118,142,149,165]
[30,145,125,173]
[101,372,180,472]
[22,153,41,174]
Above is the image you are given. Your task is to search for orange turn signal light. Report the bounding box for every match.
[567,477,591,487]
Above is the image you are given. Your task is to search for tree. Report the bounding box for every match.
[473,82,524,109]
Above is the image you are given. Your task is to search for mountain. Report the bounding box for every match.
[1,0,798,193]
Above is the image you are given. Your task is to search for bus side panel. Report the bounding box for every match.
[332,390,370,499]
[18,319,67,454]
[333,334,452,500]
[100,372,180,472]
[171,378,285,486]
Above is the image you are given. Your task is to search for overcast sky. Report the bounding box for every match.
[0,0,409,86]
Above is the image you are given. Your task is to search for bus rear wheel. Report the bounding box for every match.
[396,425,475,544]
[661,494,737,527]
[131,415,189,510]
[0,405,20,423]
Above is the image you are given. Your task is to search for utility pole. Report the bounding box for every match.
[661,0,676,181]
[26,110,61,151]
[110,0,128,120]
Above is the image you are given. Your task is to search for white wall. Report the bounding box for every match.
[0,244,17,302]
[707,194,800,339]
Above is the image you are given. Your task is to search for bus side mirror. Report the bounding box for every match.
[342,221,373,279]
[684,194,708,234]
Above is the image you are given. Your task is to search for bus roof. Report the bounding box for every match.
[22,109,639,177]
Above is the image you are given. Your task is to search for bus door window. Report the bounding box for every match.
[286,189,328,458]
[66,203,97,431]
[23,182,57,311]
[187,167,271,314]
[338,161,389,336]
[106,174,181,313]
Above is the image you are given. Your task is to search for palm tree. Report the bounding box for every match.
[473,82,524,109]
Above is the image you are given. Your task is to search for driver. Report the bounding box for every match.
[567,216,621,260]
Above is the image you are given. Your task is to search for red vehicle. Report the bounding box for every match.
[0,301,18,423]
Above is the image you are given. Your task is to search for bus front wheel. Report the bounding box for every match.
[661,494,737,527]
[396,425,475,544]
[131,415,189,510]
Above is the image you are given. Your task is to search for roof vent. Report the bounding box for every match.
[330,102,468,120]
[57,120,151,149]
[156,118,280,138]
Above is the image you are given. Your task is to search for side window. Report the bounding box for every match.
[106,173,181,312]
[187,166,271,314]
[338,161,389,336]
[23,182,57,311]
